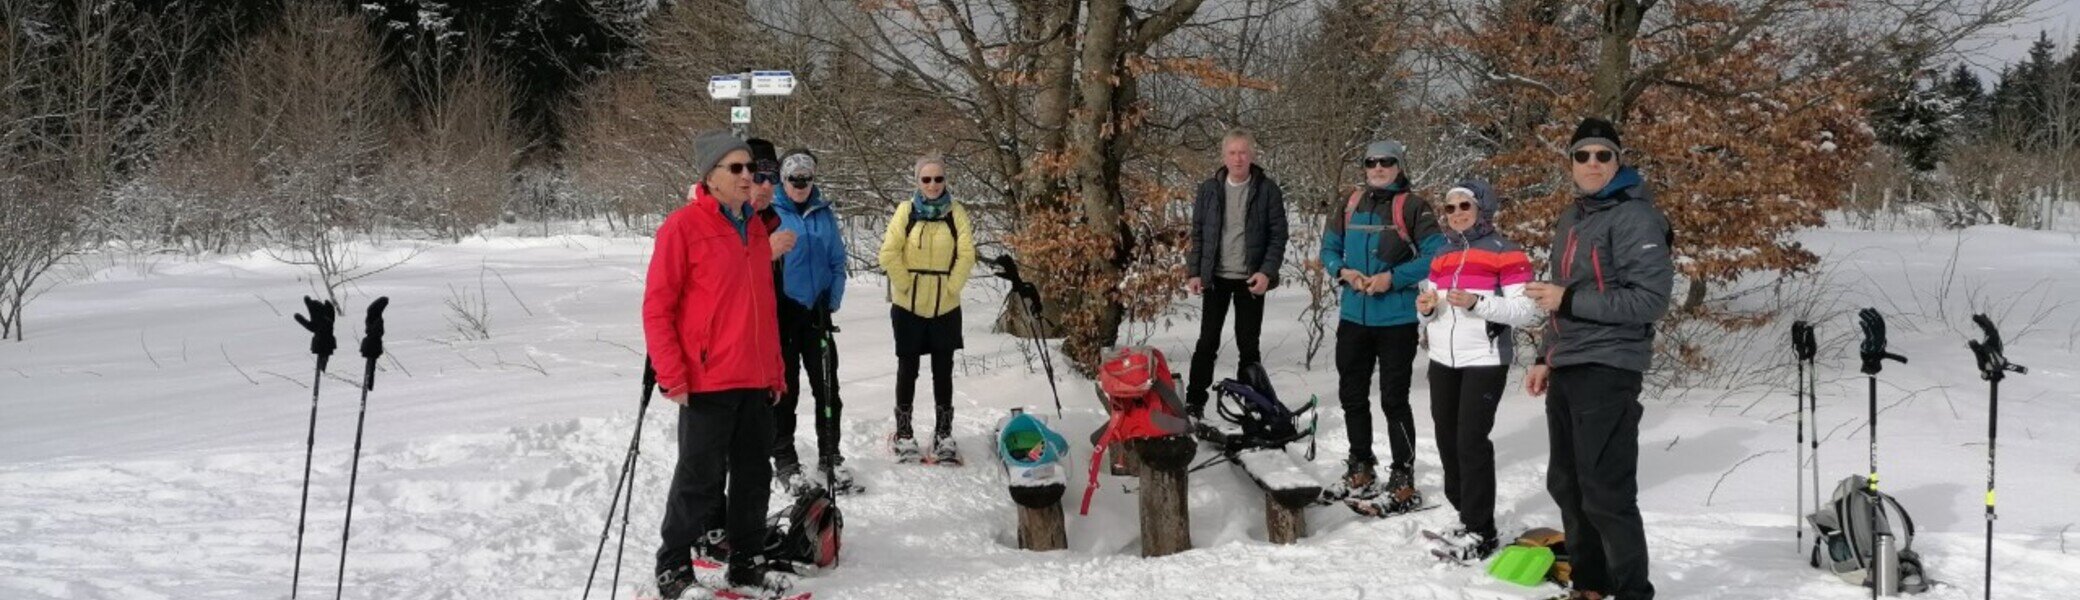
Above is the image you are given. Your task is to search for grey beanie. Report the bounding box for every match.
[692,129,751,180]
[780,151,817,180]
[1364,140,1405,164]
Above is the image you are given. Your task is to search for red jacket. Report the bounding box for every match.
[643,184,786,397]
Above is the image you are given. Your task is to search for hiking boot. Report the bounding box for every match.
[1432,529,1499,562]
[890,434,923,464]
[1329,458,1381,500]
[775,462,814,495]
[929,433,962,465]
[1385,465,1417,502]
[727,558,798,595]
[820,455,865,495]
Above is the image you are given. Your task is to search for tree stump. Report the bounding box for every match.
[1015,498,1068,551]
[1265,494,1307,544]
[1130,435,1197,557]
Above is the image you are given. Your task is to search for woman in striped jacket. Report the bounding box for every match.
[1415,179,1542,561]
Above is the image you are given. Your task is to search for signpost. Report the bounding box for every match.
[707,69,795,137]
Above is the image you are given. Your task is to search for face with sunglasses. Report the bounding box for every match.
[1569,143,1619,195]
[701,150,756,208]
[1442,190,1480,233]
[748,162,780,210]
[1363,156,1401,189]
[916,162,947,198]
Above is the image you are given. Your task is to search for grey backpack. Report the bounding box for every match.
[1807,475,1929,593]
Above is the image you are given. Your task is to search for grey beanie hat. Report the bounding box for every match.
[692,129,751,180]
[1363,140,1406,164]
[780,151,817,180]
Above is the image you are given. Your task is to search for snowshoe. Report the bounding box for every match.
[889,434,923,464]
[775,463,818,496]
[927,433,962,466]
[817,456,864,496]
[682,557,808,600]
[656,564,698,600]
[1319,458,1382,503]
[1427,529,1499,563]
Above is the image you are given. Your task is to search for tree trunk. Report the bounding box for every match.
[1130,436,1196,557]
[1016,499,1068,551]
[1681,277,1707,314]
[1592,0,1648,120]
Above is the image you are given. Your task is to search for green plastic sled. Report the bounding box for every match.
[1487,544,1555,587]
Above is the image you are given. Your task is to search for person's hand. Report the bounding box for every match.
[1187,277,1203,296]
[769,229,798,256]
[665,388,689,406]
[1415,289,1438,315]
[1339,269,1365,291]
[1524,282,1564,312]
[1247,273,1270,295]
[1446,289,1479,309]
[1525,364,1550,397]
[1365,273,1392,295]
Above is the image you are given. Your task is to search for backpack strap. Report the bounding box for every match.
[1392,192,1411,244]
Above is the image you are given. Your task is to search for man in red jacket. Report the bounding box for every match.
[645,130,789,598]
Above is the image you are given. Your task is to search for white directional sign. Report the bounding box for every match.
[730,106,752,124]
[708,75,745,100]
[750,70,796,96]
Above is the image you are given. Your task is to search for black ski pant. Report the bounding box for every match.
[774,300,843,467]
[1428,362,1508,538]
[1545,363,1655,599]
[894,351,954,439]
[1336,321,1419,470]
[1187,277,1265,412]
[656,388,775,574]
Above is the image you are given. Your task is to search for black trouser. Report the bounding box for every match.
[894,351,954,439]
[1546,364,1654,599]
[1187,277,1265,410]
[1428,362,1508,538]
[656,388,775,573]
[1335,321,1420,470]
[775,301,842,466]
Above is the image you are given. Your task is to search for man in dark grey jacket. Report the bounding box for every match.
[1523,117,1672,600]
[1184,129,1290,416]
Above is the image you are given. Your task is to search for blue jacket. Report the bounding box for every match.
[772,186,848,311]
[1321,177,1446,327]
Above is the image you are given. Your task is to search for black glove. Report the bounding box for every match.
[360,297,389,361]
[1791,320,1817,363]
[294,296,337,360]
[1967,313,2027,382]
[1857,308,1908,375]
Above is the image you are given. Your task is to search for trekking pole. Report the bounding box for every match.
[582,359,657,600]
[990,254,1065,418]
[335,297,389,600]
[1967,314,2026,600]
[820,305,843,492]
[290,296,337,600]
[1792,320,1818,554]
[1858,308,1907,599]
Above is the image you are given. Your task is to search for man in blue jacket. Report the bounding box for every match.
[1523,117,1673,600]
[768,149,859,495]
[1321,140,1444,512]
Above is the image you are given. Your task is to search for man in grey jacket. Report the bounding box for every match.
[1184,129,1289,416]
[1523,117,1673,600]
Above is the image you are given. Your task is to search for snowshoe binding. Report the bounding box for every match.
[889,434,923,465]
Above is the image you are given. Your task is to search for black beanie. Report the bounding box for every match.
[1568,117,1622,154]
[747,137,780,174]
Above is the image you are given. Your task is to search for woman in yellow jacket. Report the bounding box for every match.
[878,154,977,465]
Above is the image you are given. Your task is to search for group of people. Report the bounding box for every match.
[638,115,1671,600]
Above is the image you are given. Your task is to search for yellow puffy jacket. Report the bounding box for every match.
[878,199,976,318]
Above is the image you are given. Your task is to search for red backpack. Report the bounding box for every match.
[1081,347,1192,514]
[1344,187,1412,245]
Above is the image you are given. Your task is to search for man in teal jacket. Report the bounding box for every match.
[1321,140,1444,509]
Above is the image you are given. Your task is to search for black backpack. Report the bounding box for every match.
[764,487,843,573]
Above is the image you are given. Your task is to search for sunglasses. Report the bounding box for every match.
[1364,157,1399,169]
[1572,150,1615,164]
[718,161,751,175]
[1442,201,1476,215]
[753,172,779,185]
[920,176,946,184]
[787,176,814,188]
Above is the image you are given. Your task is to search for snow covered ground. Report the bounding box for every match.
[3,224,2078,599]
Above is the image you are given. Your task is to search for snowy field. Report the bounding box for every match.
[3,224,2078,599]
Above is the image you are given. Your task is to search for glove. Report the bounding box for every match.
[1791,320,1817,362]
[294,296,337,359]
[1857,308,1907,375]
[1967,313,2027,382]
[360,297,389,361]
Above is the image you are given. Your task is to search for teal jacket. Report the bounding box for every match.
[1320,177,1445,327]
